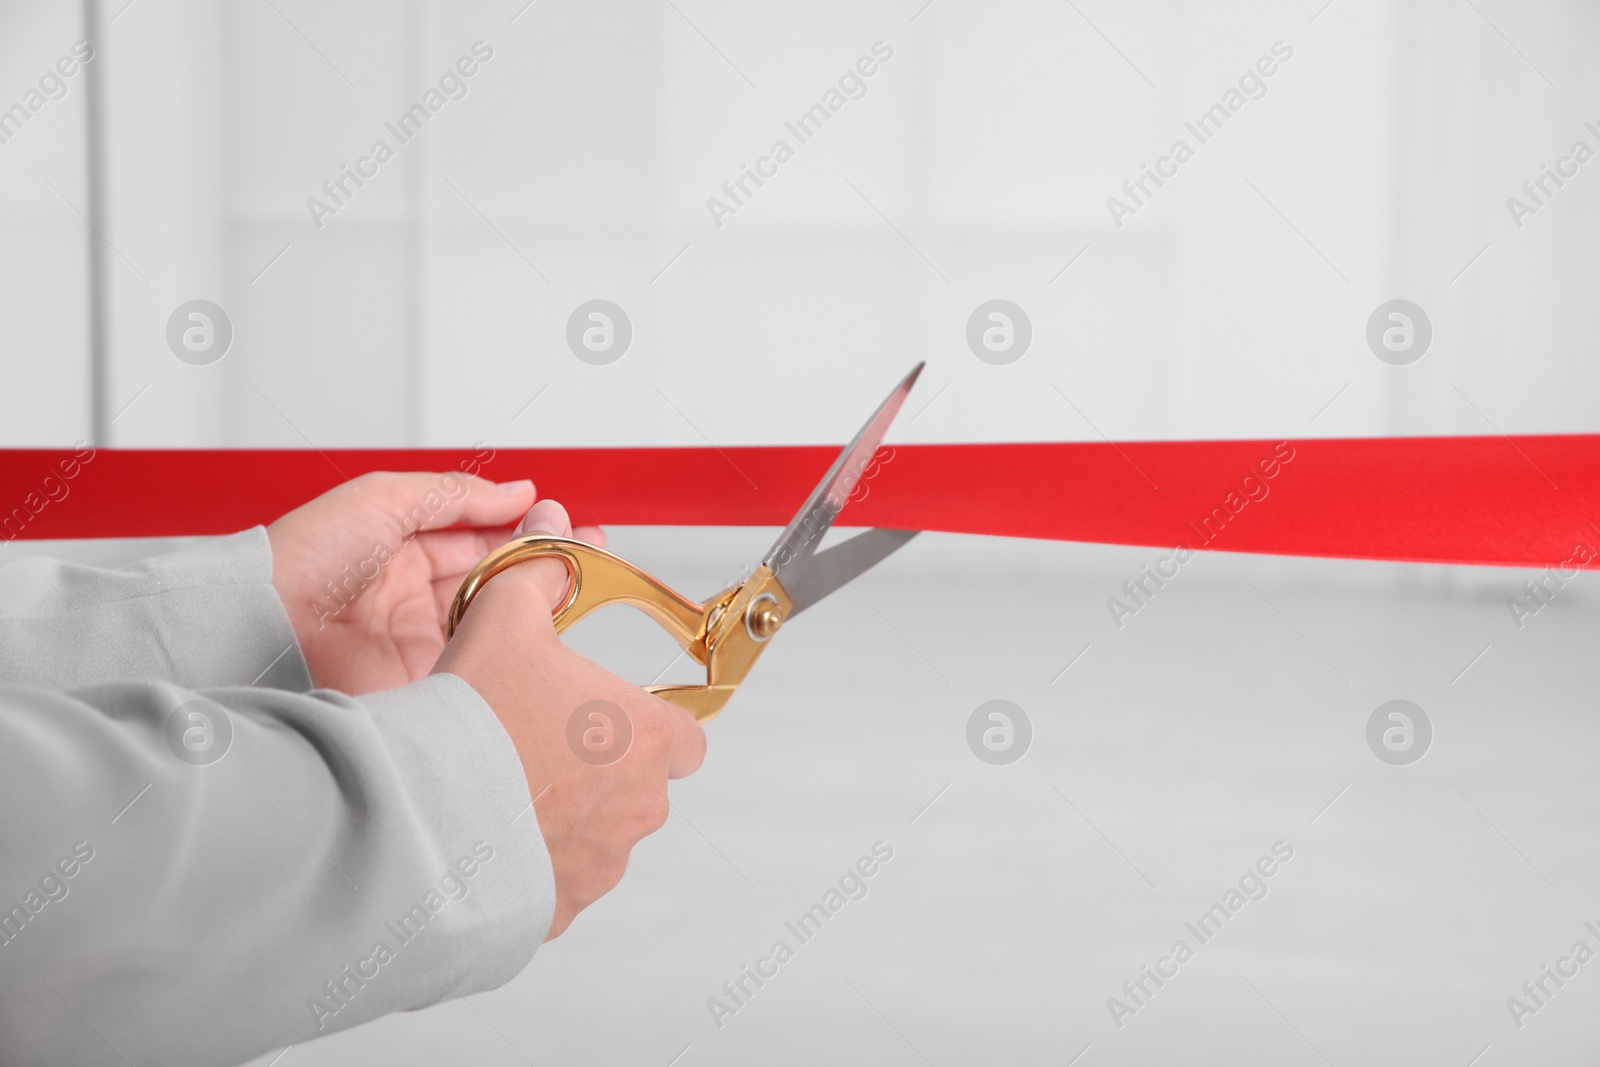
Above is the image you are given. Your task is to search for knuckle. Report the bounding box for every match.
[630,702,672,749]
[577,857,629,912]
[638,790,671,835]
[685,716,708,756]
[564,842,618,899]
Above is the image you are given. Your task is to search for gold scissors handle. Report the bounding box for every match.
[446,534,791,723]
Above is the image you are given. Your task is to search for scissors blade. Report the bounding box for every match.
[760,362,923,592]
[783,528,919,618]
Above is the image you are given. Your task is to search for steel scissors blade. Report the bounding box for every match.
[762,362,922,616]
[446,362,925,722]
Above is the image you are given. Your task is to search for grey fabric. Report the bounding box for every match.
[0,529,311,692]
[0,530,554,1067]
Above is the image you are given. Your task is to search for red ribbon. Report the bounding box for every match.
[3,436,1597,569]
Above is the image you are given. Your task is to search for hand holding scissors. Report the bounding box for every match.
[447,363,925,721]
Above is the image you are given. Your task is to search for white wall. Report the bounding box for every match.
[0,3,93,445]
[5,0,1595,454]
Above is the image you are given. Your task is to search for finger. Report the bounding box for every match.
[432,565,527,629]
[513,499,575,609]
[414,525,518,581]
[660,701,708,780]
[359,472,538,535]
[439,475,538,529]
[573,525,607,548]
[515,499,571,538]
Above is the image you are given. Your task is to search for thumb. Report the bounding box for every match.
[513,499,575,609]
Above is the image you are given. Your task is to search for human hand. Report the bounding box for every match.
[433,499,707,939]
[267,471,605,694]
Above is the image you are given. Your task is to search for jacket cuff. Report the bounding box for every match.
[0,527,312,693]
[126,525,313,690]
[359,672,556,992]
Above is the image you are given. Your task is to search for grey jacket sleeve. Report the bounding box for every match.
[0,528,311,692]
[0,538,556,1067]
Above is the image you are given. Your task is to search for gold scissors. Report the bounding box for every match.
[446,363,924,722]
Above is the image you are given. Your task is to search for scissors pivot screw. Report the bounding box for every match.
[745,594,783,641]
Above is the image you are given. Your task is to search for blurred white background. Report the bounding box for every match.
[4,1,1600,1064]
[4,0,1598,451]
